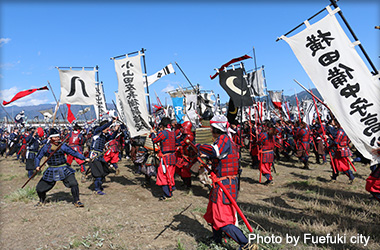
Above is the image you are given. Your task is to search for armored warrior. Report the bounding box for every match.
[89,118,117,195]
[330,120,355,183]
[66,124,86,176]
[257,122,277,185]
[150,117,176,201]
[196,115,249,249]
[175,121,196,192]
[34,128,90,207]
[25,128,40,178]
[295,121,311,169]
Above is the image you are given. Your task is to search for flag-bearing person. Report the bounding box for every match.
[150,117,176,201]
[330,120,355,183]
[195,114,250,249]
[88,117,118,195]
[0,130,8,157]
[34,128,90,207]
[257,121,277,185]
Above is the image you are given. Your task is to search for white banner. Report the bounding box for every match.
[147,63,175,86]
[115,92,127,125]
[114,54,151,137]
[302,100,316,125]
[58,68,97,105]
[246,68,265,97]
[281,6,380,163]
[94,83,108,120]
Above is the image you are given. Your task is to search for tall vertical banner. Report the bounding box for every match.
[268,90,283,109]
[171,97,184,124]
[185,94,198,124]
[94,82,108,120]
[280,6,380,163]
[115,92,127,125]
[58,68,97,105]
[114,54,151,137]
[245,68,265,97]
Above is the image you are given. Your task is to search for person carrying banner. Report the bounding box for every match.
[257,121,277,185]
[66,123,86,180]
[25,128,40,178]
[314,120,327,165]
[34,128,90,207]
[295,121,310,169]
[195,114,250,249]
[150,117,176,201]
[89,117,118,195]
[330,120,355,183]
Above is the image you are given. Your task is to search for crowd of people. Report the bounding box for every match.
[0,112,379,250]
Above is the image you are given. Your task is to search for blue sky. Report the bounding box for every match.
[1,0,378,107]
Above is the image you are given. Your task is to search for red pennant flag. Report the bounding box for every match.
[2,86,49,106]
[210,55,252,80]
[66,104,76,123]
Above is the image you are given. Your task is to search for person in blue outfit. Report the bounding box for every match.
[89,117,118,195]
[34,128,90,207]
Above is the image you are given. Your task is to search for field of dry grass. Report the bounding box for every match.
[0,149,379,250]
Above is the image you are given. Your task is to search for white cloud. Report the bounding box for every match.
[0,87,50,107]
[0,61,20,70]
[0,38,11,47]
[161,83,175,93]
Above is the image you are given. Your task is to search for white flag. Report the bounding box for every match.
[246,68,265,97]
[94,83,108,120]
[58,68,97,105]
[302,100,316,125]
[147,63,175,86]
[114,54,151,137]
[115,92,127,125]
[280,5,380,163]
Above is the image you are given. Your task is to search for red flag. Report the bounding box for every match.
[210,55,252,80]
[2,86,48,106]
[66,104,76,123]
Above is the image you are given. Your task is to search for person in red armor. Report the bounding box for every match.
[295,121,310,169]
[257,121,277,185]
[104,123,121,175]
[331,120,355,183]
[150,117,176,201]
[196,114,250,249]
[366,144,380,203]
[66,124,86,179]
[175,121,196,193]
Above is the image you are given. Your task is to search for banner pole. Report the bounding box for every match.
[141,48,152,116]
[329,0,378,75]
[47,81,66,121]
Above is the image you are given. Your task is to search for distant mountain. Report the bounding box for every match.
[0,103,115,123]
[0,88,323,123]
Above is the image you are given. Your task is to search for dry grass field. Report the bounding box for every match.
[0,149,379,250]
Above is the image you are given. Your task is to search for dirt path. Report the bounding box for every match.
[0,151,378,250]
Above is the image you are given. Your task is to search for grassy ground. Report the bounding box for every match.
[0,149,379,250]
